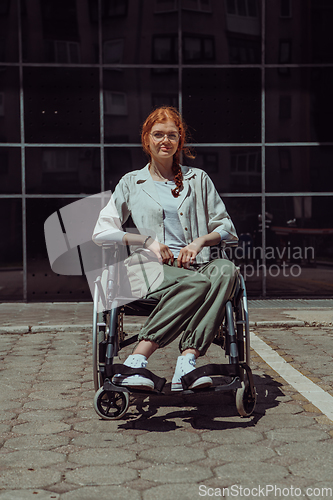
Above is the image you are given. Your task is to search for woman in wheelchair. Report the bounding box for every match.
[93,106,238,392]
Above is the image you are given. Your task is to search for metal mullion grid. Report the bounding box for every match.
[178,0,182,114]
[1,0,332,302]
[4,191,333,199]
[4,141,333,147]
[3,141,333,148]
[2,62,333,69]
[219,192,333,198]
[98,0,105,193]
[185,142,333,147]
[261,0,266,297]
[16,0,27,301]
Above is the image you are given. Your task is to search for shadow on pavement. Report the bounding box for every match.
[117,374,283,431]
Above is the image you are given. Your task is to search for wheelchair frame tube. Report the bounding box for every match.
[92,280,100,391]
[239,275,251,366]
[105,299,121,366]
[225,301,239,364]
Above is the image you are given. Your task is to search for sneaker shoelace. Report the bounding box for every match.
[127,358,147,369]
[180,356,196,375]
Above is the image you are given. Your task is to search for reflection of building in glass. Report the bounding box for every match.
[0,0,332,301]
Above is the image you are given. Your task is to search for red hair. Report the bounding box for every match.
[141,106,194,197]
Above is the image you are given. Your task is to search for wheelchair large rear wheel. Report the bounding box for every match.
[94,387,129,420]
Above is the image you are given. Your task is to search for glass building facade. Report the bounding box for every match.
[1,0,333,301]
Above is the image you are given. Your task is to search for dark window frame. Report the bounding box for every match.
[183,34,215,63]
[152,34,178,64]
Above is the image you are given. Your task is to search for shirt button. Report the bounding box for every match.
[180,212,183,216]
[185,227,188,231]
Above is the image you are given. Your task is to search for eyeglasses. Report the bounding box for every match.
[150,131,180,143]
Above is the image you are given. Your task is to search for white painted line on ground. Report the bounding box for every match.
[250,331,333,422]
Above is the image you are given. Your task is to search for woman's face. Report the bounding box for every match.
[148,119,180,164]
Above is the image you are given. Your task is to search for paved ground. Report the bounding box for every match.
[0,300,332,334]
[0,302,333,499]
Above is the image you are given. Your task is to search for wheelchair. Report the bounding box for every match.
[92,241,256,420]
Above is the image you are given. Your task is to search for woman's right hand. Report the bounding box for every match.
[146,238,174,264]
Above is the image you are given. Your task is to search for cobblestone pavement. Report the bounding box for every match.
[0,304,333,499]
[0,301,332,334]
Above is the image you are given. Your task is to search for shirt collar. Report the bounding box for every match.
[136,164,195,183]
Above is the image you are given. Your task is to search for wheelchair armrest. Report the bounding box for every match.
[220,239,239,249]
[102,242,131,258]
[102,242,119,249]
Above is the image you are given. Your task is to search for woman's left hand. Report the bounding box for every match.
[177,237,205,268]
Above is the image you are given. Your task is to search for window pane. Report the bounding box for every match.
[24,68,100,144]
[186,146,261,193]
[279,95,291,119]
[0,0,19,61]
[69,42,80,63]
[183,69,261,143]
[104,0,128,17]
[266,147,333,193]
[25,147,101,195]
[104,69,179,144]
[153,37,174,62]
[182,0,198,10]
[184,37,201,60]
[280,0,291,17]
[279,40,291,64]
[104,91,127,115]
[222,196,262,298]
[21,0,96,63]
[0,199,22,300]
[203,38,214,59]
[200,0,211,12]
[266,68,333,143]
[41,0,78,37]
[0,68,20,143]
[247,0,257,17]
[238,154,247,171]
[237,0,247,16]
[228,37,260,63]
[265,196,333,297]
[182,0,212,12]
[103,1,178,64]
[103,39,124,63]
[105,147,147,192]
[0,148,21,194]
[226,0,236,15]
[155,0,177,13]
[266,0,333,63]
[27,198,90,301]
[183,36,215,63]
[182,2,260,63]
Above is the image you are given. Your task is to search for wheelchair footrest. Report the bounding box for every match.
[182,377,242,395]
[181,363,240,390]
[107,364,166,393]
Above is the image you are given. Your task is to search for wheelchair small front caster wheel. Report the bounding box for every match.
[94,387,129,420]
[236,381,256,417]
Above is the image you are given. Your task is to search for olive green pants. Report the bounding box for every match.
[137,259,238,356]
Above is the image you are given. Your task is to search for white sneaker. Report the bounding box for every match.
[112,354,154,391]
[171,353,213,391]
